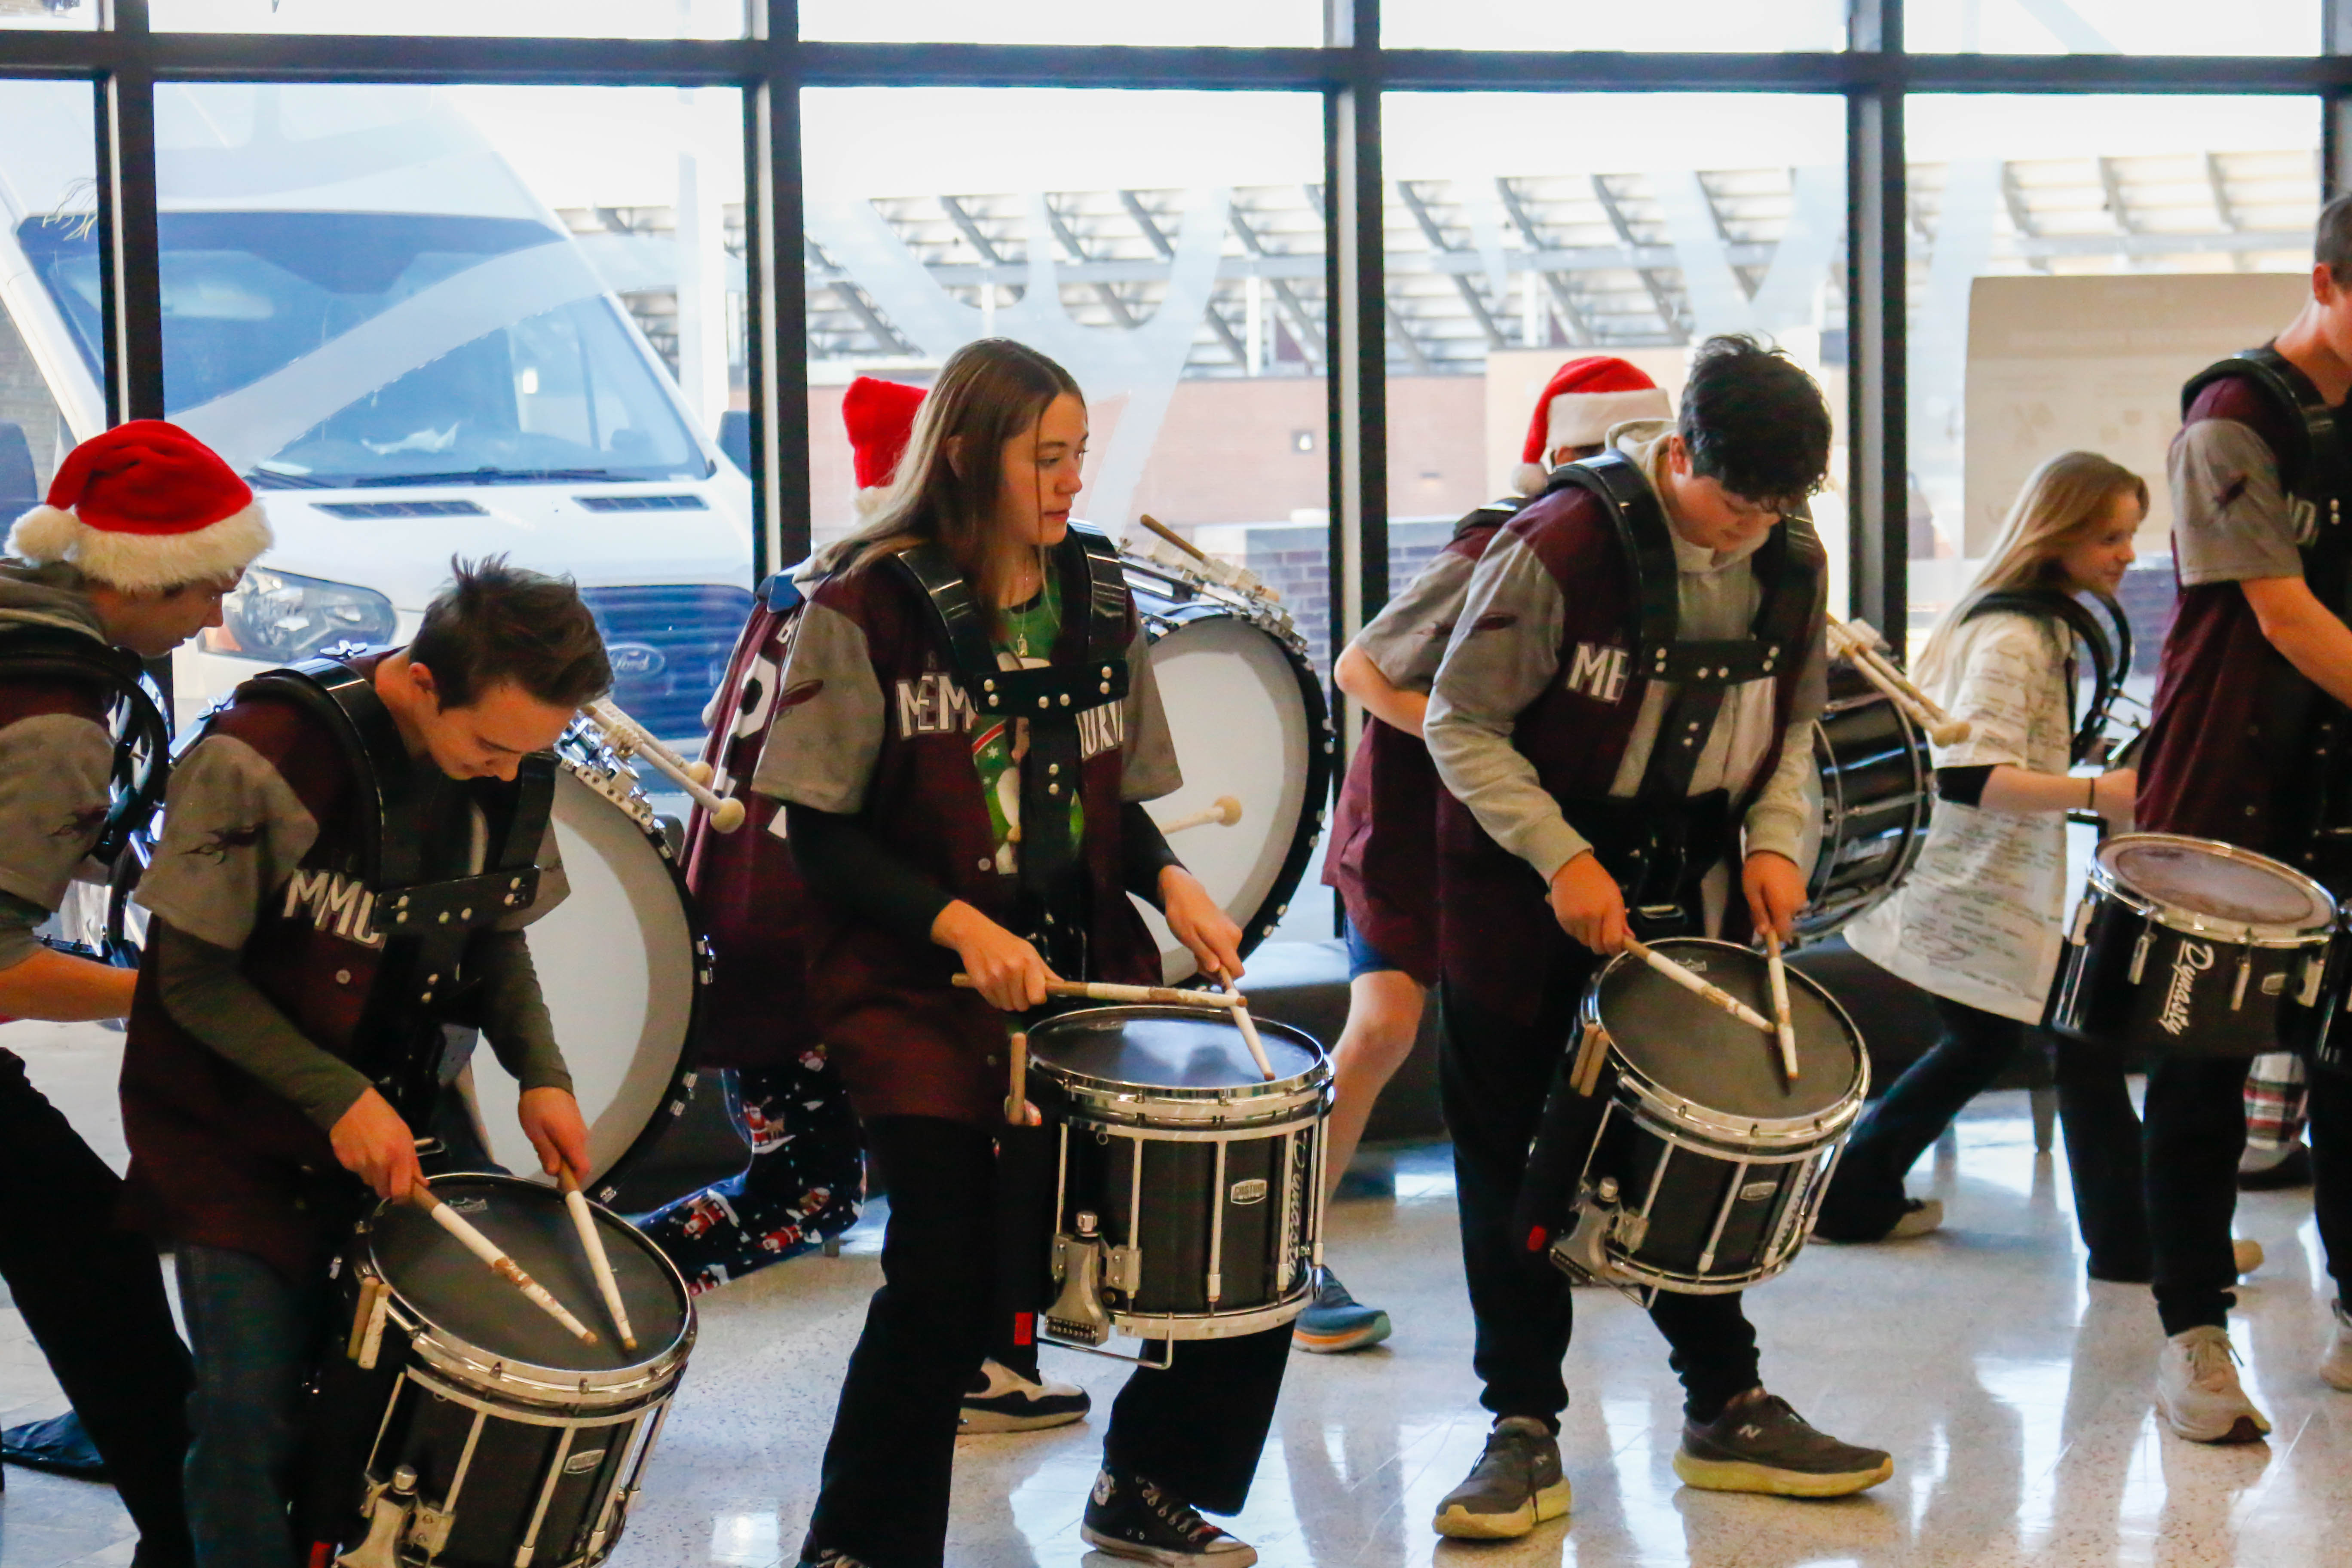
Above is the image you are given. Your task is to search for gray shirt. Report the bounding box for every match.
[2171,414,2306,586]
[0,562,123,971]
[1353,546,1484,697]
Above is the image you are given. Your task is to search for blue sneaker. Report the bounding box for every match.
[1291,1266,1391,1353]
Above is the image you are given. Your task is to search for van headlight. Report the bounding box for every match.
[201,567,399,662]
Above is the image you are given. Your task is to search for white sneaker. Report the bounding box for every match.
[2155,1325,2271,1443]
[2234,1238,2264,1277]
[2320,1300,2352,1393]
[959,1358,1091,1433]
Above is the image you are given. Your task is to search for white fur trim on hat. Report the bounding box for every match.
[1513,461,1551,498]
[1547,387,1672,453]
[9,500,273,594]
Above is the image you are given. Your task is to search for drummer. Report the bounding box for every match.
[1421,333,1890,1538]
[1819,452,2150,1254]
[1302,357,1669,1355]
[2099,193,2352,1443]
[117,558,603,1561]
[755,337,1289,1568]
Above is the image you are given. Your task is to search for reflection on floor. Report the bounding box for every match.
[4,1087,2347,1566]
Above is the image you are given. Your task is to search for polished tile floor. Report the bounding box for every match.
[3,1020,2347,1567]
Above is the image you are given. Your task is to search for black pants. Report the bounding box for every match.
[1814,992,2147,1266]
[0,1048,193,1568]
[1437,974,1760,1428]
[803,1115,1291,1568]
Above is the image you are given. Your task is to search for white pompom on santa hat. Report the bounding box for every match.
[1513,356,1674,497]
[9,420,271,593]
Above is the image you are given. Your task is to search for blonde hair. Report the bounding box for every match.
[1914,450,2147,689]
[815,338,1081,632]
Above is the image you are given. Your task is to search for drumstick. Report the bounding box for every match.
[584,697,747,833]
[952,974,1240,1010]
[407,1185,599,1346]
[1159,796,1244,835]
[1827,621,1972,746]
[1764,929,1801,1082]
[1621,938,1776,1035]
[1005,1029,1029,1127]
[559,1170,637,1352]
[1215,968,1278,1082]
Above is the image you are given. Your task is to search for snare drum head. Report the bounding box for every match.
[2101,836,2333,930]
[1130,605,1323,982]
[1029,1005,1322,1090]
[466,766,697,1182]
[1596,940,1859,1120]
[371,1175,687,1373]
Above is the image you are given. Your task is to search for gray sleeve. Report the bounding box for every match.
[0,713,113,913]
[0,887,50,971]
[470,928,574,1096]
[153,919,372,1132]
[1424,531,1591,882]
[1122,624,1184,804]
[135,733,319,953]
[750,600,887,814]
[2171,418,2305,586]
[1354,550,1478,695]
[1743,721,1819,869]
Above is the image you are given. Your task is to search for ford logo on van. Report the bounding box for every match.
[608,642,667,678]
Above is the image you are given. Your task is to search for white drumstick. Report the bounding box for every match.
[952,974,1238,1009]
[560,1172,637,1351]
[1828,620,1972,746]
[1159,796,1244,835]
[585,698,747,833]
[1215,968,1277,1081]
[1764,929,1800,1082]
[1622,939,1776,1035]
[409,1185,599,1346]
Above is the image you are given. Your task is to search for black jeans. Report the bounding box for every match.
[803,1116,1291,1568]
[1436,974,1761,1428]
[1814,992,2147,1266]
[0,1048,193,1568]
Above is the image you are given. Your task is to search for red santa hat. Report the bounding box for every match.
[1514,357,1673,496]
[9,421,271,593]
[842,376,926,513]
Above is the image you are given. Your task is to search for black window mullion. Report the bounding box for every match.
[2327,0,2352,196]
[96,1,162,427]
[744,2,808,584]
[1326,0,1384,762]
[1848,2,1904,641]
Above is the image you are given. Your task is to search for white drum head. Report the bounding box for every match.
[1136,615,1314,981]
[466,767,695,1182]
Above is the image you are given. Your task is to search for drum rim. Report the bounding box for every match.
[1585,937,1872,1143]
[1027,1004,1330,1118]
[1795,668,1931,947]
[361,1170,698,1402]
[2092,831,2337,943]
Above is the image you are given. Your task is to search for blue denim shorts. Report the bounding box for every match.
[1343,914,1405,981]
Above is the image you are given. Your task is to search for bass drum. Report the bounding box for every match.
[459,718,707,1202]
[1124,553,1333,982]
[1791,660,1932,946]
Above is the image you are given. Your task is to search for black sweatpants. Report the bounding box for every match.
[1437,972,1761,1428]
[803,1115,1291,1568]
[0,1047,193,1567]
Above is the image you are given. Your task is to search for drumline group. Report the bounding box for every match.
[11,193,2352,1568]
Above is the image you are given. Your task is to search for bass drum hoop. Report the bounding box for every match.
[1124,556,1332,965]
[2091,831,2337,947]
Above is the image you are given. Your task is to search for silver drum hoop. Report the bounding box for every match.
[2090,832,2337,947]
[1028,1005,1331,1127]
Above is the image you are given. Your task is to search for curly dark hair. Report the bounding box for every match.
[410,555,612,711]
[1677,334,1833,511]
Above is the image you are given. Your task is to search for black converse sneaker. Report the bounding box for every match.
[1673,1389,1893,1497]
[1080,1467,1257,1567]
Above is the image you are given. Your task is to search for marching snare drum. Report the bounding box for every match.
[1123,553,1333,979]
[313,1174,694,1568]
[2045,832,2336,1058]
[1793,659,1932,947]
[1027,1005,1330,1348]
[1538,939,1867,1296]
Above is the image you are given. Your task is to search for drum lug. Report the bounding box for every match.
[1047,1235,1113,1347]
[2068,899,2093,946]
[2128,929,2153,985]
[406,1499,455,1561]
[2303,950,2328,1008]
[2232,947,2254,1012]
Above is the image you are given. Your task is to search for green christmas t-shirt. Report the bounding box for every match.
[972,574,1084,876]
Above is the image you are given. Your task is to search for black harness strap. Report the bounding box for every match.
[1963,587,2128,768]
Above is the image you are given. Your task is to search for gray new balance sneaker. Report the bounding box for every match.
[1431,1415,1573,1540]
[1673,1390,1893,1497]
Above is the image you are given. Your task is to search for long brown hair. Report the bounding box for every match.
[817,338,1082,626]
[1915,450,2147,689]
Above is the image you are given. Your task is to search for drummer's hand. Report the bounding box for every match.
[2093,767,2138,824]
[330,1087,423,1202]
[518,1086,591,1183]
[1743,851,1806,944]
[934,900,1056,1010]
[1161,866,1245,983]
[1549,851,1630,955]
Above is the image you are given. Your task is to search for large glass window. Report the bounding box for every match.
[149,0,741,37]
[1383,1,1844,52]
[0,80,97,504]
[0,2,95,30]
[1381,92,1851,617]
[1906,0,2315,55]
[801,0,1320,46]
[1904,95,2318,670]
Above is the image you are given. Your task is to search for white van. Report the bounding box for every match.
[0,82,753,741]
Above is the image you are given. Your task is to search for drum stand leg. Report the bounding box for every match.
[2030,1086,2057,1155]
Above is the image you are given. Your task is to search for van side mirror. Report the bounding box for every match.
[717,410,751,477]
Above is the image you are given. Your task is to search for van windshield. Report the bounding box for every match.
[20,211,709,488]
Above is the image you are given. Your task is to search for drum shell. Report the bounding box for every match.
[2045,887,2330,1059]
[1795,670,1931,946]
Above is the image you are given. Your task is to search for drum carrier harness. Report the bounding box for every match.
[2180,346,2352,882]
[888,523,1132,975]
[1960,587,2133,769]
[232,655,555,1133]
[1543,451,1822,938]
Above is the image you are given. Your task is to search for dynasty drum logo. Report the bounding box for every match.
[2159,940,2215,1036]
